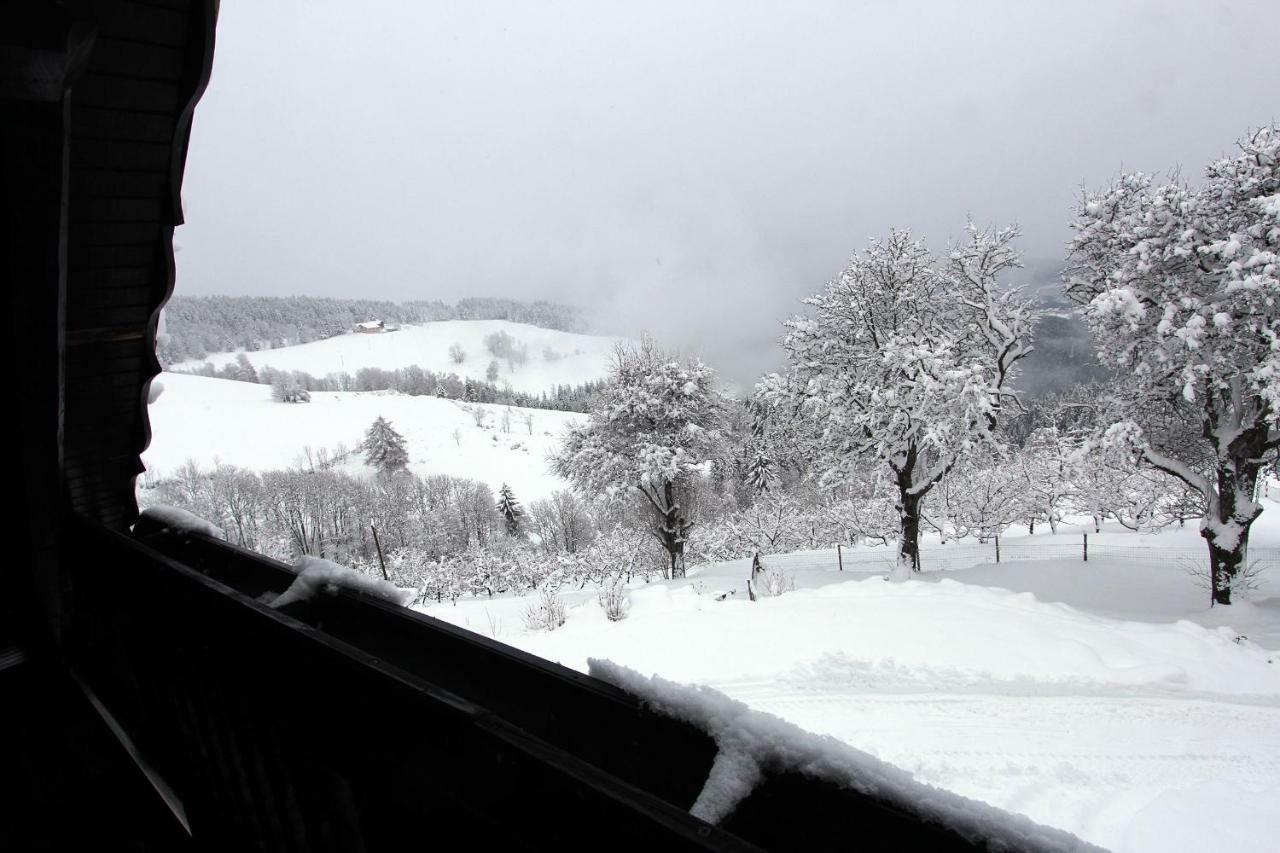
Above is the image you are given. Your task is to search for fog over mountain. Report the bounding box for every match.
[176,0,1276,386]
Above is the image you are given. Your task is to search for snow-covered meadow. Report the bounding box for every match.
[143,371,583,501]
[415,513,1280,853]
[170,319,621,395]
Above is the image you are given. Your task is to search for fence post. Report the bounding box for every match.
[1083,533,1088,563]
[995,535,1000,564]
[837,543,843,572]
[371,523,389,580]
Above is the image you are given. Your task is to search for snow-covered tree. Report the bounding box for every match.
[773,225,1036,577]
[232,352,258,383]
[744,448,778,494]
[448,343,466,364]
[360,416,410,475]
[1018,427,1080,533]
[946,457,1024,543]
[496,483,523,535]
[527,489,595,554]
[271,374,310,403]
[1065,123,1280,604]
[551,338,725,578]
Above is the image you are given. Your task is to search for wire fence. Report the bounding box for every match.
[752,539,1280,579]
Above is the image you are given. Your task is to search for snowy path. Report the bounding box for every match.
[710,678,1280,853]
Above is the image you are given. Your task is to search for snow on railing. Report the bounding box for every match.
[590,659,1103,853]
[138,505,224,540]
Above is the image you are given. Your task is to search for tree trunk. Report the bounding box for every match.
[1202,457,1263,607]
[651,480,690,579]
[894,491,922,579]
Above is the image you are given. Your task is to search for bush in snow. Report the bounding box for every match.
[596,573,631,621]
[484,330,529,369]
[1181,556,1269,600]
[448,342,466,364]
[521,585,567,631]
[757,564,795,598]
[271,374,311,403]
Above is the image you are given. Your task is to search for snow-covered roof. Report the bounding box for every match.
[356,320,383,330]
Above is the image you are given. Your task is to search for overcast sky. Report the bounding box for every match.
[177,0,1277,383]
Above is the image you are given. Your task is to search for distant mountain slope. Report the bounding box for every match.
[173,319,622,396]
[144,372,583,501]
[158,294,586,364]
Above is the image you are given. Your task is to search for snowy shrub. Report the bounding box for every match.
[1181,557,1269,600]
[542,347,563,362]
[596,573,631,622]
[521,585,567,631]
[483,609,503,639]
[271,375,311,403]
[758,565,795,598]
[448,342,466,364]
[484,330,529,367]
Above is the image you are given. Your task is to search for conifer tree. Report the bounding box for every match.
[361,416,410,475]
[496,483,523,535]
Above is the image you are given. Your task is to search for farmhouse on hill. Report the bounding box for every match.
[354,319,385,333]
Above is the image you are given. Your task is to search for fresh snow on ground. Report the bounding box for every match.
[142,371,584,500]
[415,512,1280,853]
[171,319,621,395]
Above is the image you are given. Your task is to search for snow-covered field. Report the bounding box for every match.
[143,371,583,500]
[171,319,621,395]
[416,514,1280,853]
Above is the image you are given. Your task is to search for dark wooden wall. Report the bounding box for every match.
[62,0,215,531]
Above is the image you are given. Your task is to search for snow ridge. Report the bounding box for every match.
[589,659,1104,852]
[271,556,416,609]
[138,504,224,540]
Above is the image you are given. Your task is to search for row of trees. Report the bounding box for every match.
[139,456,672,598]
[150,123,1276,607]
[178,358,607,413]
[158,295,588,364]
[546,123,1278,604]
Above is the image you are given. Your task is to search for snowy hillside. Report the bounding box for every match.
[171,319,622,395]
[418,519,1280,853]
[143,372,583,500]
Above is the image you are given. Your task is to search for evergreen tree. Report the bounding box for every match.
[233,352,258,383]
[496,483,523,535]
[361,416,410,475]
[746,449,777,494]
